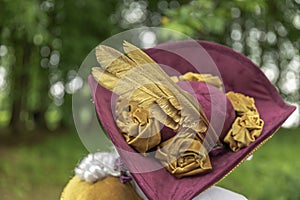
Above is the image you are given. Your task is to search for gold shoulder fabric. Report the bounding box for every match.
[61,176,142,200]
[224,92,264,152]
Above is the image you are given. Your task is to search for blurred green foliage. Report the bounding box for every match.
[0,131,87,199]
[0,1,299,199]
[0,0,299,134]
[219,127,300,200]
[0,0,120,132]
[0,128,299,199]
[162,0,300,104]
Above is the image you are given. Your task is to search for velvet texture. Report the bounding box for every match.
[61,176,142,200]
[176,81,236,141]
[89,41,296,200]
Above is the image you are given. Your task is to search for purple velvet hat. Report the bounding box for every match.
[88,40,295,200]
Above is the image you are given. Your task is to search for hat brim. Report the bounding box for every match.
[89,40,295,200]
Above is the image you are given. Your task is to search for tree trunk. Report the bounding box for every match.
[9,94,23,133]
[9,41,31,133]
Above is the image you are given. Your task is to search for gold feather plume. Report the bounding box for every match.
[92,41,218,149]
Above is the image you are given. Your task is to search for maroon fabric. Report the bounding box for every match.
[161,81,236,142]
[89,41,296,200]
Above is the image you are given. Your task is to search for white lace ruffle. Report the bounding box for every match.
[75,151,120,183]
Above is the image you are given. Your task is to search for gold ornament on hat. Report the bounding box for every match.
[92,41,264,178]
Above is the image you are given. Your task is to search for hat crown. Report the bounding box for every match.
[89,40,296,200]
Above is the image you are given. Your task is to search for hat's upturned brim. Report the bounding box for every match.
[88,41,296,200]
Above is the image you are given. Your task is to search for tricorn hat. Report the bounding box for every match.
[77,40,295,200]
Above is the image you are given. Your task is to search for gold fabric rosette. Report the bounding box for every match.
[116,97,212,178]
[115,97,161,153]
[224,92,264,152]
[155,128,212,178]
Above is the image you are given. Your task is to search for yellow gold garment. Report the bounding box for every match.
[224,92,264,152]
[61,176,142,200]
